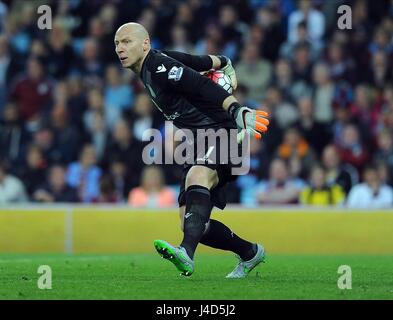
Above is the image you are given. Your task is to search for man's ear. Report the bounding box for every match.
[143,38,150,52]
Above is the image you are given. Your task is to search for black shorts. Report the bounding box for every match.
[177,128,246,210]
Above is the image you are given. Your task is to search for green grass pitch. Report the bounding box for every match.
[0,253,392,299]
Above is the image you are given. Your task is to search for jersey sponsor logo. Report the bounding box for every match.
[168,66,183,81]
[156,64,167,73]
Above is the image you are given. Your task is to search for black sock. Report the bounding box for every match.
[180,185,211,259]
[200,219,257,261]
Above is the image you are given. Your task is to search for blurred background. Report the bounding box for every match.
[0,0,392,210]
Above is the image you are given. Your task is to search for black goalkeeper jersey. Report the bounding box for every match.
[139,49,236,131]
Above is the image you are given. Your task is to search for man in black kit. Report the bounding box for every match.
[114,23,270,277]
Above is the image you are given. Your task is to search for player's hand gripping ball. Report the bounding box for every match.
[205,70,233,94]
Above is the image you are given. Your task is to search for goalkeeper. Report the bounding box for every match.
[114,23,269,278]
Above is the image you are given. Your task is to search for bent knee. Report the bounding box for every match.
[185,166,218,189]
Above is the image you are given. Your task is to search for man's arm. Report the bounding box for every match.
[154,60,269,139]
[161,50,224,72]
[162,50,237,89]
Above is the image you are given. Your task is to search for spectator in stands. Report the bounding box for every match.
[137,8,159,48]
[276,127,315,179]
[299,165,345,206]
[292,43,313,83]
[294,96,331,155]
[331,104,351,145]
[368,27,393,56]
[84,87,105,131]
[0,102,29,167]
[325,41,355,84]
[109,159,135,202]
[0,160,27,203]
[350,84,379,137]
[194,23,222,56]
[347,165,393,209]
[46,20,74,78]
[218,4,245,60]
[287,0,325,44]
[236,41,272,101]
[265,86,298,130]
[254,7,285,62]
[252,158,305,206]
[7,4,36,56]
[256,102,282,157]
[233,84,258,108]
[66,144,102,203]
[272,58,311,104]
[103,119,144,186]
[88,15,117,65]
[95,174,120,203]
[128,166,176,208]
[75,38,103,85]
[17,144,47,198]
[50,101,81,164]
[104,64,134,129]
[312,62,335,124]
[67,75,87,132]
[172,3,194,47]
[33,164,78,203]
[322,144,358,195]
[86,111,108,163]
[335,123,370,173]
[280,21,322,61]
[369,51,392,89]
[167,24,194,54]
[129,93,162,141]
[379,97,393,133]
[0,34,21,110]
[10,56,53,127]
[374,130,393,185]
[376,161,391,187]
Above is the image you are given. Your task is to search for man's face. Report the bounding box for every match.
[114,27,146,68]
[322,146,339,169]
[27,59,43,80]
[270,160,287,183]
[49,166,66,189]
[364,169,380,188]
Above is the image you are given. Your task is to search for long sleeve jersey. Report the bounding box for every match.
[139,49,236,131]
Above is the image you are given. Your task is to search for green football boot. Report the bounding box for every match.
[153,239,195,276]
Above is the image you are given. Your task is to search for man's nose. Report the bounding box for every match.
[116,46,124,54]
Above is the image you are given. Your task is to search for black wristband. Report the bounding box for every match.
[217,55,228,69]
[228,102,241,120]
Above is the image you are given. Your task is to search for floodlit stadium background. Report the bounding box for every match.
[0,0,392,256]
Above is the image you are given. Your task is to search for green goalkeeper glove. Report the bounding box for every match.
[218,56,237,90]
[228,103,269,141]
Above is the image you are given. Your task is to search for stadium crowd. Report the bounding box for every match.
[0,0,393,208]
